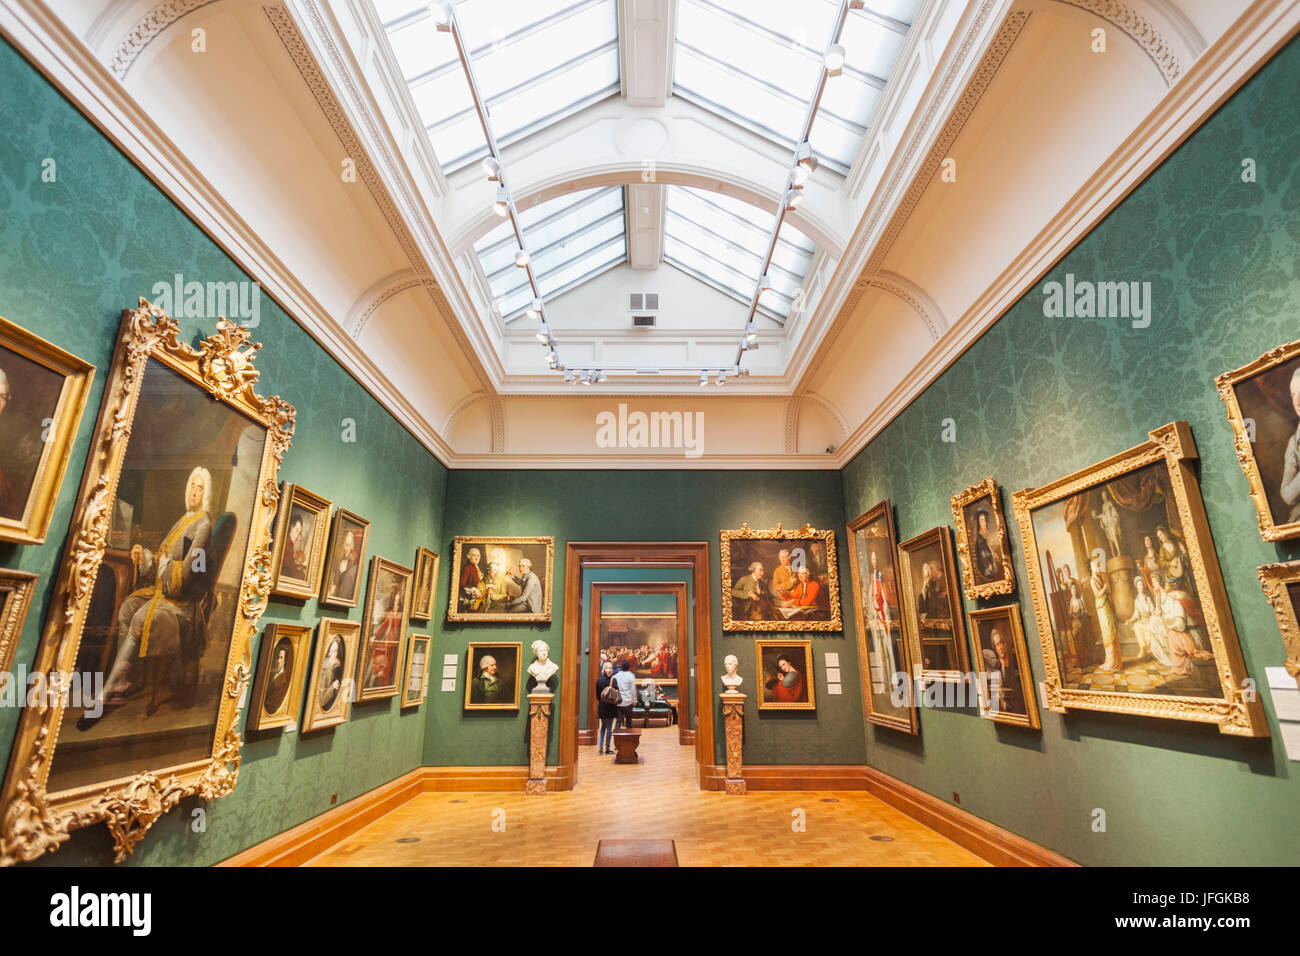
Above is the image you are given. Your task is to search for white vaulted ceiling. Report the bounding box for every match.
[7,0,1293,467]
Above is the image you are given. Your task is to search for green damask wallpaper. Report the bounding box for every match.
[0,39,446,866]
[427,468,864,769]
[841,36,1300,866]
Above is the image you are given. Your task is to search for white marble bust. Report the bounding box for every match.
[721,653,743,691]
[528,639,559,689]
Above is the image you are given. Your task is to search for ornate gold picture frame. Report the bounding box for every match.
[720,524,842,632]
[0,314,95,545]
[1216,338,1300,541]
[968,605,1040,729]
[0,569,37,677]
[447,536,554,624]
[269,483,331,599]
[464,641,522,711]
[356,555,412,702]
[897,525,969,683]
[302,618,360,733]
[246,623,312,732]
[755,639,816,710]
[401,633,431,709]
[0,301,295,865]
[845,501,917,734]
[1258,560,1300,693]
[319,507,369,608]
[951,477,1016,599]
[1012,422,1267,737]
[410,546,439,622]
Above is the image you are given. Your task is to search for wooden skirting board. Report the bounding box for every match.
[221,762,1073,867]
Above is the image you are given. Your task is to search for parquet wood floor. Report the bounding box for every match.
[306,728,987,866]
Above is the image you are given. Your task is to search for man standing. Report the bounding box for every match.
[731,561,772,621]
[770,549,795,602]
[866,550,898,685]
[459,547,483,612]
[0,367,17,519]
[509,557,542,613]
[612,659,637,728]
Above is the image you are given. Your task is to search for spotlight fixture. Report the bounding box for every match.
[784,187,804,211]
[428,1,452,32]
[580,370,592,385]
[698,371,709,387]
[535,322,550,344]
[759,274,772,293]
[715,371,727,387]
[564,370,576,383]
[736,367,750,378]
[824,43,846,77]
[481,155,502,182]
[791,162,812,187]
[744,322,758,345]
[546,351,558,368]
[492,185,509,217]
[597,370,607,383]
[514,249,530,268]
[526,298,543,319]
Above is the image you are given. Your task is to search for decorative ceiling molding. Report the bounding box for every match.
[871,270,947,342]
[801,392,850,449]
[1050,0,1182,85]
[829,0,1300,471]
[441,391,506,454]
[788,0,1019,395]
[783,396,800,455]
[109,0,221,78]
[266,1,498,390]
[348,270,440,338]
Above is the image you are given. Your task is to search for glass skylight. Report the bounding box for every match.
[663,186,815,322]
[672,0,920,171]
[474,186,628,320]
[378,0,621,172]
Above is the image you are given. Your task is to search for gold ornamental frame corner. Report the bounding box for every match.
[0,299,296,866]
[950,476,1016,600]
[1215,337,1300,542]
[1258,560,1300,693]
[720,523,843,633]
[1011,421,1268,738]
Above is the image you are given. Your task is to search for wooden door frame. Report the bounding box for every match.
[587,581,690,745]
[559,542,713,790]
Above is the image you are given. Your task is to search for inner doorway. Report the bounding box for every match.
[588,582,690,748]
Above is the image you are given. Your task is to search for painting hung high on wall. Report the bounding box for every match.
[951,477,1016,599]
[448,536,553,623]
[968,605,1039,729]
[247,623,312,732]
[1258,560,1300,693]
[897,526,969,683]
[1012,422,1267,736]
[465,642,522,711]
[1216,338,1300,540]
[410,546,439,622]
[721,524,842,631]
[356,556,412,702]
[302,618,361,732]
[0,314,94,545]
[845,501,917,734]
[319,508,369,609]
[0,302,296,864]
[755,639,816,711]
[598,613,679,682]
[269,483,331,599]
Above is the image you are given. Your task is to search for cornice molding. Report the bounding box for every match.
[872,270,947,342]
[441,391,506,454]
[832,0,1300,471]
[109,0,220,78]
[347,270,439,338]
[449,452,841,471]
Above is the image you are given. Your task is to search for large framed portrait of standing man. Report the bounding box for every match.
[1012,422,1267,736]
[846,501,917,733]
[0,314,94,545]
[356,556,412,702]
[897,526,969,683]
[1216,338,1300,541]
[0,301,296,864]
[720,524,842,631]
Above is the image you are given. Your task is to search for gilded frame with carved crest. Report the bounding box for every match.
[0,300,295,865]
[720,524,841,632]
[1012,422,1267,737]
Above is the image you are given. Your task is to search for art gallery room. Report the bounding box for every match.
[0,0,1298,926]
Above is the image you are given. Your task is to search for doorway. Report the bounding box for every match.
[557,542,714,789]
[588,581,690,747]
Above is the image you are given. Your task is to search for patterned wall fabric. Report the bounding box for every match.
[0,39,447,866]
[842,36,1300,866]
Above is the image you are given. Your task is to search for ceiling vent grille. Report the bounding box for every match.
[630,292,658,327]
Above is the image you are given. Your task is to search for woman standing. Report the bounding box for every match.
[595,661,618,754]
